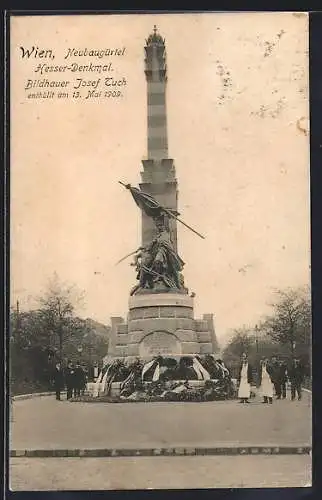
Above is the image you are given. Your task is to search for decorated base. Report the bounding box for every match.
[101,290,220,403]
[73,354,235,403]
[72,379,237,403]
[110,292,215,358]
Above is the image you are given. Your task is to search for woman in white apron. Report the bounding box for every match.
[259,359,274,404]
[237,353,252,403]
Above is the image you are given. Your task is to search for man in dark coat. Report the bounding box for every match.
[82,364,88,394]
[288,358,305,401]
[65,360,75,400]
[73,361,86,398]
[53,362,64,401]
[279,360,288,399]
[269,356,282,399]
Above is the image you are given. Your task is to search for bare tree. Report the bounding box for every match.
[263,286,311,358]
[222,327,254,361]
[37,273,85,360]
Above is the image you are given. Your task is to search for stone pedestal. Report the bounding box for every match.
[109,292,216,359]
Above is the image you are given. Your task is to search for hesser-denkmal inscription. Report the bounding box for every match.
[34,62,114,75]
[19,46,127,100]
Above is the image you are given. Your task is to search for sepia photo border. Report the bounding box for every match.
[2,5,322,499]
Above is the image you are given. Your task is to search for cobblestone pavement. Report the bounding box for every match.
[10,390,311,450]
[10,455,312,490]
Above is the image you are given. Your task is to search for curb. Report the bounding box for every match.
[13,392,67,401]
[12,387,312,401]
[10,446,311,458]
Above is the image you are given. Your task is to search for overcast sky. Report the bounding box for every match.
[10,12,310,343]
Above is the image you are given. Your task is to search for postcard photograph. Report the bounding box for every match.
[9,11,311,490]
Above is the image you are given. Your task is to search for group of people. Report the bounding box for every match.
[237,353,306,404]
[53,360,88,400]
[53,353,307,404]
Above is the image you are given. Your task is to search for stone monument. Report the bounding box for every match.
[108,27,218,361]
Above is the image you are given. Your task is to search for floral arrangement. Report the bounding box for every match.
[70,355,236,403]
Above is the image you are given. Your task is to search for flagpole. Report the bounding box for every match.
[160,206,205,240]
[118,181,205,240]
[115,248,141,265]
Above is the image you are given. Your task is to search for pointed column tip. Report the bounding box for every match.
[146,25,165,45]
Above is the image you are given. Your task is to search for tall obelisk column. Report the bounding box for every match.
[140,26,178,251]
[109,27,217,361]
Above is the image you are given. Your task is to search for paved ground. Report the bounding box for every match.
[10,455,312,490]
[10,390,311,450]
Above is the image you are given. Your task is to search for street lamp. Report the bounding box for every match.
[254,324,259,354]
[77,345,83,357]
[57,324,63,362]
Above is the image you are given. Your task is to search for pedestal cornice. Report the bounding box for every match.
[129,293,193,310]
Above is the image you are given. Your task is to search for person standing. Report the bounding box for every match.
[53,362,64,401]
[65,360,75,400]
[93,363,99,382]
[87,363,94,382]
[82,363,88,395]
[258,359,274,404]
[73,361,86,398]
[288,358,305,401]
[237,353,253,403]
[279,360,288,399]
[269,356,282,399]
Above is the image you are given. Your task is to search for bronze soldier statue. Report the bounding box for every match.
[118,181,204,295]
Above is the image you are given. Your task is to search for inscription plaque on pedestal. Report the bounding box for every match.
[139,331,182,357]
